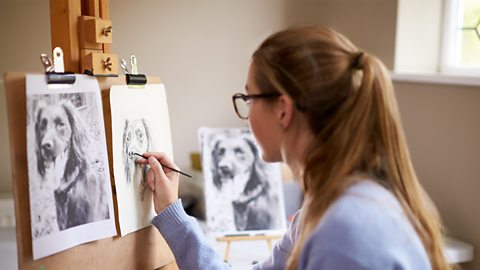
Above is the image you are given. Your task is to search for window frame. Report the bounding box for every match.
[441,0,480,75]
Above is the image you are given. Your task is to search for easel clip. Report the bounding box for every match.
[40,47,75,85]
[121,54,147,87]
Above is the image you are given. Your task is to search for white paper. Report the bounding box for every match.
[25,74,117,260]
[199,127,287,236]
[110,84,174,236]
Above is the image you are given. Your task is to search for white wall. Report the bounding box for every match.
[0,0,295,193]
[109,0,292,172]
[394,0,443,72]
[395,81,480,270]
[0,0,398,194]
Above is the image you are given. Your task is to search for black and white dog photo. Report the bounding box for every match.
[28,93,109,237]
[200,128,286,233]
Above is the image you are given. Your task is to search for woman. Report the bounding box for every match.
[137,26,451,269]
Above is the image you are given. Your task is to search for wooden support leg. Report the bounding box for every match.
[224,241,231,262]
[266,239,273,252]
[216,234,282,263]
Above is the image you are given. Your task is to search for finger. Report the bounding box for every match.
[134,153,150,164]
[135,157,149,164]
[148,156,167,189]
[147,168,155,191]
[143,152,178,170]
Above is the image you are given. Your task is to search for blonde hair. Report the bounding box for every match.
[252,26,451,270]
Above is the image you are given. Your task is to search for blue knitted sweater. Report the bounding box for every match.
[152,180,431,270]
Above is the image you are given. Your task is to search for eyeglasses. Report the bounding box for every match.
[232,92,281,120]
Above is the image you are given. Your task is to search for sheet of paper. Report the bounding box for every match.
[110,84,174,236]
[25,74,117,260]
[199,127,287,236]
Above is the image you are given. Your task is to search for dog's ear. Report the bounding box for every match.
[122,119,131,182]
[244,137,259,161]
[35,107,46,177]
[141,118,153,150]
[62,102,91,174]
[211,140,223,190]
[212,140,221,161]
[244,137,270,193]
[122,119,129,164]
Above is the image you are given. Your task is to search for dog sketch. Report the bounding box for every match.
[121,118,151,201]
[204,129,284,232]
[34,98,109,231]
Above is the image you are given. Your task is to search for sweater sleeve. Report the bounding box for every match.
[151,200,229,270]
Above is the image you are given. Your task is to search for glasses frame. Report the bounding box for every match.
[232,92,281,120]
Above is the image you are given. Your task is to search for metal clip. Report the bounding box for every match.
[102,26,113,37]
[103,57,113,71]
[120,59,130,75]
[53,47,65,73]
[123,54,147,86]
[130,54,138,75]
[40,54,54,72]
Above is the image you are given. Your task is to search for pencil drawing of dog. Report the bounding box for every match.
[211,136,281,231]
[35,100,109,231]
[122,118,151,201]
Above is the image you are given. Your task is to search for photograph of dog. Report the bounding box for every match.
[122,118,152,201]
[200,128,286,234]
[27,92,110,238]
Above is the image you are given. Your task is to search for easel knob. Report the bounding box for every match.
[102,25,113,37]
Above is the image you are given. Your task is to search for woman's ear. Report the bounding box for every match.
[276,95,295,130]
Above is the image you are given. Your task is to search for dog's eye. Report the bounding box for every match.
[234,148,248,160]
[136,130,145,142]
[54,118,66,128]
[234,148,245,154]
[39,119,47,130]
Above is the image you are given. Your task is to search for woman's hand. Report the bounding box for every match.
[136,152,179,214]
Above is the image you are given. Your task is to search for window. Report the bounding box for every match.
[442,0,480,74]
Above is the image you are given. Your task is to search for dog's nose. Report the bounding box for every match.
[219,166,232,175]
[42,142,53,152]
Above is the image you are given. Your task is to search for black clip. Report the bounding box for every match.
[41,48,76,84]
[121,55,147,87]
[126,74,147,86]
[46,72,76,84]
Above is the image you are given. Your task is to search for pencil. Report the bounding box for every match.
[133,152,192,178]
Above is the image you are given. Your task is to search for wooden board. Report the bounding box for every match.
[4,72,177,270]
[99,0,112,53]
[50,0,82,73]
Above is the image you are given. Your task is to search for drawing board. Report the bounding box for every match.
[4,72,175,269]
[110,84,174,236]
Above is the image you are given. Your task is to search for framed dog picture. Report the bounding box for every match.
[199,127,287,236]
[25,74,116,259]
[110,84,174,236]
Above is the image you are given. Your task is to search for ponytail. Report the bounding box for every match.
[252,26,451,270]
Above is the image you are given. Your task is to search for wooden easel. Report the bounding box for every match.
[50,0,118,75]
[217,234,282,262]
[3,0,178,269]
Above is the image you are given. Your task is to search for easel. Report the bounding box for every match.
[217,234,282,262]
[3,1,178,269]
